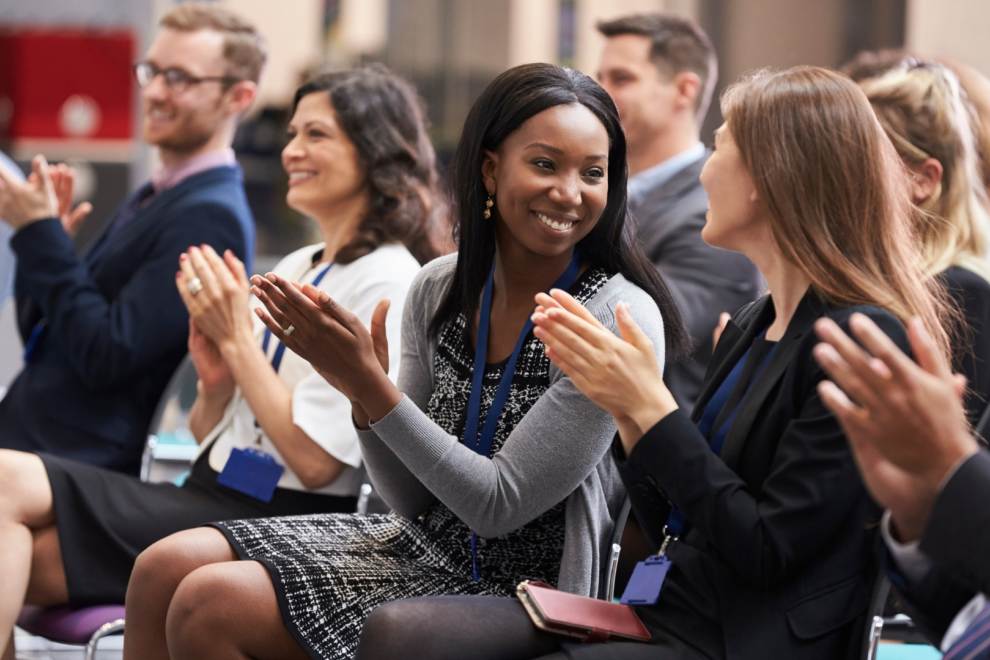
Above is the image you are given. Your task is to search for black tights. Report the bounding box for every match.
[356,595,563,660]
[357,595,700,660]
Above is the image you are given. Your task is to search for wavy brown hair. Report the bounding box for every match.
[292,65,451,265]
[722,66,954,360]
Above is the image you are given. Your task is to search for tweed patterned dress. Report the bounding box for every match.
[212,267,610,660]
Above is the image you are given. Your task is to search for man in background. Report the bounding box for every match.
[597,13,763,409]
[0,3,262,474]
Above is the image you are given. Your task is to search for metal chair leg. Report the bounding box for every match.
[84,618,125,660]
[865,615,885,660]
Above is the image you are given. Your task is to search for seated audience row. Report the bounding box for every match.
[0,5,988,660]
[355,65,953,660]
[0,29,441,660]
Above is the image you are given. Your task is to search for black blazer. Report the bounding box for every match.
[628,153,764,411]
[0,166,254,474]
[615,289,909,659]
[941,265,990,429]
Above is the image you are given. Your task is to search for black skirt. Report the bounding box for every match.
[41,452,357,604]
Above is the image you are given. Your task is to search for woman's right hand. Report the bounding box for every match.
[249,272,402,420]
[188,318,235,397]
[532,289,677,452]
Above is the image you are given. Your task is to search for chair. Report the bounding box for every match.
[862,573,938,660]
[16,356,194,659]
[602,497,630,601]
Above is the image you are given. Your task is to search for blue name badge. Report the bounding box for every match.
[217,448,285,503]
[620,555,672,606]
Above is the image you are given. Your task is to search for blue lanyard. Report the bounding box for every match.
[253,262,333,438]
[260,262,333,374]
[22,321,47,363]
[463,254,581,580]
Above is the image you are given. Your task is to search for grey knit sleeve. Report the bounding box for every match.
[367,273,665,537]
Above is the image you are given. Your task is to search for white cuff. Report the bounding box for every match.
[881,510,932,584]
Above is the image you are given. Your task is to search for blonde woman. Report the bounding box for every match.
[857,58,990,426]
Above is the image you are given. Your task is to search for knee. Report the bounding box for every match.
[359,599,423,658]
[0,450,42,520]
[165,566,238,655]
[128,530,224,606]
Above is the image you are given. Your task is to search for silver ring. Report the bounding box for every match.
[187,277,203,296]
[284,324,296,337]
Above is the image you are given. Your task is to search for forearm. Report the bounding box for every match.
[221,331,343,488]
[358,426,435,518]
[188,384,234,443]
[919,450,990,593]
[10,219,185,388]
[370,379,617,538]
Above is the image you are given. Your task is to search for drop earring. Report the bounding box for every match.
[483,194,494,219]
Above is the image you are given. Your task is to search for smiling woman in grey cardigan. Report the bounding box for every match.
[357,253,664,596]
[121,63,687,660]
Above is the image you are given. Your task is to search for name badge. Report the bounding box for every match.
[217,448,284,503]
[620,555,672,606]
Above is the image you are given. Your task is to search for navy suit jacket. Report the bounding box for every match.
[887,449,990,645]
[616,291,909,659]
[0,165,254,474]
[628,152,763,411]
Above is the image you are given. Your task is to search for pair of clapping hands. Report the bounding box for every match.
[535,292,979,546]
[0,155,92,233]
[173,248,392,419]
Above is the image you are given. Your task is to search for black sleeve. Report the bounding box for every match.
[618,311,908,590]
[10,205,247,390]
[920,451,990,594]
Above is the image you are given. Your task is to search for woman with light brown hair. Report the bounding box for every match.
[357,66,952,660]
[856,58,990,427]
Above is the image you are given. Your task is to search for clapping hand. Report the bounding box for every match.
[249,271,399,420]
[531,288,676,453]
[187,318,234,397]
[0,155,58,229]
[813,314,978,542]
[49,163,93,236]
[175,245,254,351]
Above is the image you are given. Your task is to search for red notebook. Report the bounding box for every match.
[516,580,652,643]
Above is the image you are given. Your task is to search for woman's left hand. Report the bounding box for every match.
[176,245,253,349]
[250,271,400,417]
[532,289,677,450]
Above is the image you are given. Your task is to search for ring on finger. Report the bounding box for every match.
[187,277,204,296]
[284,324,296,337]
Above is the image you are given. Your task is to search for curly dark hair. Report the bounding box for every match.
[291,65,450,265]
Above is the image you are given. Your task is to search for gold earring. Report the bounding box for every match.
[483,194,494,219]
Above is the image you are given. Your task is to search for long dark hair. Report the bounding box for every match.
[292,65,450,265]
[430,62,688,359]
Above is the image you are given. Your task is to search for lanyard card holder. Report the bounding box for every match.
[619,526,677,606]
[217,447,285,503]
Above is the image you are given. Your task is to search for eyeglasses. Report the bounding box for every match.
[132,62,240,92]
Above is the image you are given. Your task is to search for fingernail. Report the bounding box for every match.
[179,254,187,261]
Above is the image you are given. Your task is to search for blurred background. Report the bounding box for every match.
[0,0,987,386]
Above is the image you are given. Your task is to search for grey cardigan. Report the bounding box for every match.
[357,253,666,596]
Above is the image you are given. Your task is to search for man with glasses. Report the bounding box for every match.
[0,3,262,475]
